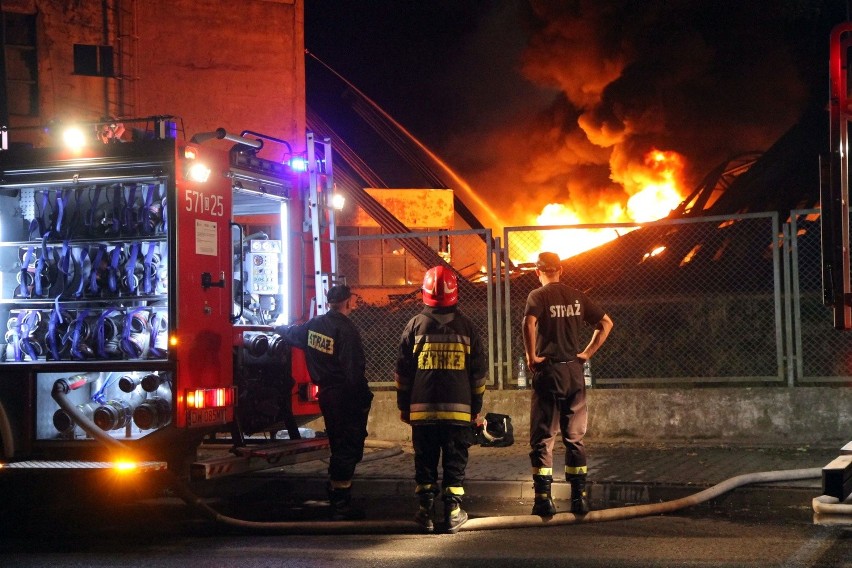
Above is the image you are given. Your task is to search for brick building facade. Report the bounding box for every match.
[2,0,305,161]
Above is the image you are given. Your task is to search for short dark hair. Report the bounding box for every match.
[535,252,561,273]
[326,285,352,304]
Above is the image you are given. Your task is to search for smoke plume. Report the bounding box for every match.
[456,0,831,229]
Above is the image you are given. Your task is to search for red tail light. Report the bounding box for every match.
[186,387,236,409]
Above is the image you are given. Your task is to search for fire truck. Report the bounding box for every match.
[0,117,338,485]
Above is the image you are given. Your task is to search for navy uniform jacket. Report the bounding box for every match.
[276,310,371,406]
[395,306,487,426]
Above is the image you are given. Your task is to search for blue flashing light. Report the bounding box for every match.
[289,157,308,172]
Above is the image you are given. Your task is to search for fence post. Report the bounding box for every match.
[493,236,504,390]
[782,219,795,387]
[502,235,515,389]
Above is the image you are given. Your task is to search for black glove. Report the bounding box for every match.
[272,324,290,337]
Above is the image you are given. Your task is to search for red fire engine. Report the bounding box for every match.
[0,117,337,484]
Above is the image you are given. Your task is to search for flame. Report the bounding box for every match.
[534,203,626,261]
[520,149,686,263]
[627,183,681,223]
[625,150,685,223]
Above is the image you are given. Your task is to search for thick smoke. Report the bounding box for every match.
[458,0,831,228]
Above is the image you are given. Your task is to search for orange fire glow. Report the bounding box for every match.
[626,150,685,223]
[521,148,686,263]
[535,203,627,261]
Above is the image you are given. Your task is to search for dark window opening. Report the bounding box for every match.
[3,12,38,117]
[73,44,114,77]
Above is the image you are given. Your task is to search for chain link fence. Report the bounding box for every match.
[334,229,496,388]
[503,214,786,386]
[334,212,852,390]
[789,209,852,383]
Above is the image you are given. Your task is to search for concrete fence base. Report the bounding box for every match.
[303,387,852,446]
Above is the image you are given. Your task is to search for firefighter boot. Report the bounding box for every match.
[442,495,468,534]
[531,474,557,516]
[327,482,366,521]
[568,474,590,515]
[413,490,437,533]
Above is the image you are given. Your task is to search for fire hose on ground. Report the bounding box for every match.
[812,495,852,516]
[52,379,831,534]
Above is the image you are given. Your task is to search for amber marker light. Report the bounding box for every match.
[113,460,139,473]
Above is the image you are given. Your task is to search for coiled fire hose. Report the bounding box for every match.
[52,378,826,534]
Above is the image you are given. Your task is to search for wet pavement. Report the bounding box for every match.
[257,438,847,512]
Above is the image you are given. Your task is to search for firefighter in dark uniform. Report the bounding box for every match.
[396,265,487,533]
[275,284,373,521]
[523,252,613,516]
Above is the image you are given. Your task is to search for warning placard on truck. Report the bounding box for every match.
[195,219,218,255]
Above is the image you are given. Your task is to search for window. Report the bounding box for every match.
[339,226,448,287]
[3,12,38,116]
[73,44,114,77]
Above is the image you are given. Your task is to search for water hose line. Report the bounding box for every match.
[52,380,825,534]
[812,494,852,515]
[462,467,822,531]
[52,379,421,534]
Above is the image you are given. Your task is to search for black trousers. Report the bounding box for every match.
[412,423,474,494]
[528,360,587,473]
[319,386,370,482]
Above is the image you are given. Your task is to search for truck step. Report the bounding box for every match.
[1,460,167,472]
[192,437,330,480]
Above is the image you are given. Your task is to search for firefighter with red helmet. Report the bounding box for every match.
[395,265,487,533]
[275,284,373,520]
[523,252,613,516]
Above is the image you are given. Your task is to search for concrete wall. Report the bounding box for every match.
[304,388,852,446]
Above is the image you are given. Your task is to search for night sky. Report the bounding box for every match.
[305,2,538,186]
[305,1,849,230]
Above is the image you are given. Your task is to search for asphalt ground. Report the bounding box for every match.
[253,439,847,516]
[0,439,848,542]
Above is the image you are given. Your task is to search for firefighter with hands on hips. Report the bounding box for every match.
[274,284,374,521]
[395,265,487,534]
[523,252,613,517]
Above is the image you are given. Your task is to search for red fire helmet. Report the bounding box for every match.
[422,265,458,307]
